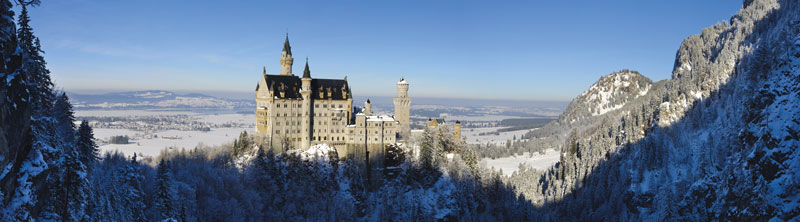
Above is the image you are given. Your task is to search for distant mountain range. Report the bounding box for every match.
[67,90,255,111]
[67,90,568,117]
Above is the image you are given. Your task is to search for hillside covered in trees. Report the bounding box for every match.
[506,0,800,220]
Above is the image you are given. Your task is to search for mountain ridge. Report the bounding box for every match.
[67,90,254,111]
[511,0,800,220]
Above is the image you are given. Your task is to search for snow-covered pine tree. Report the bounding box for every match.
[119,156,146,221]
[53,92,76,146]
[17,4,52,112]
[420,127,436,171]
[76,120,98,169]
[57,151,88,221]
[155,160,175,220]
[15,5,71,220]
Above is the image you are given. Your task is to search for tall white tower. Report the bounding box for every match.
[393,78,411,132]
[300,58,312,149]
[280,34,294,76]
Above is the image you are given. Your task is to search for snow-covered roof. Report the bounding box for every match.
[366,115,396,122]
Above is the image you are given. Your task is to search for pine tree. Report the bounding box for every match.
[119,159,146,221]
[53,92,76,145]
[156,160,174,220]
[420,127,436,171]
[58,151,88,221]
[18,4,54,117]
[233,131,252,157]
[76,120,98,169]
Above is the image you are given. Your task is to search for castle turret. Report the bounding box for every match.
[300,58,312,149]
[393,78,411,133]
[364,99,372,115]
[280,34,294,76]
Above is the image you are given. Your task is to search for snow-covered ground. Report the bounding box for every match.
[80,110,257,158]
[98,127,252,158]
[481,148,560,176]
[461,127,532,145]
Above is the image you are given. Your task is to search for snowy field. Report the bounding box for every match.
[481,148,560,176]
[98,127,253,158]
[461,127,533,145]
[77,110,256,158]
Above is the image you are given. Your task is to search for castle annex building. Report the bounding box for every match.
[255,35,412,162]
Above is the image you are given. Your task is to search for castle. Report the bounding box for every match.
[254,35,412,165]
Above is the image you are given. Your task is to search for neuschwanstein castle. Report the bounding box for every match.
[254,35,412,165]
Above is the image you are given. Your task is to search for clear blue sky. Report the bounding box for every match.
[24,0,741,101]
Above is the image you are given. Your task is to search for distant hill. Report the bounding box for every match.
[67,90,255,111]
[559,69,653,124]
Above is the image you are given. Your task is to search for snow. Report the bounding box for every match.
[134,91,172,99]
[461,127,532,145]
[98,127,253,158]
[290,144,338,162]
[579,72,652,116]
[481,148,560,176]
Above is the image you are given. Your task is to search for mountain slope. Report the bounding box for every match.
[510,0,800,220]
[560,70,653,123]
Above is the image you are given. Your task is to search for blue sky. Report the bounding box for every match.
[24,0,741,101]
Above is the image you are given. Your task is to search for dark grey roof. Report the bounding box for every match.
[312,78,351,100]
[302,59,311,78]
[283,34,292,56]
[257,74,351,100]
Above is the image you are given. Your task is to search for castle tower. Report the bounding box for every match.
[280,34,294,76]
[300,58,312,149]
[393,78,411,132]
[453,120,462,142]
[364,99,372,115]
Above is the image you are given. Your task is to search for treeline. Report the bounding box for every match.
[108,135,130,144]
[81,126,539,221]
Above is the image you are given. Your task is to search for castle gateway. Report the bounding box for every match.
[254,35,411,164]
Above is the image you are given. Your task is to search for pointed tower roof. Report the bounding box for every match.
[282,33,292,56]
[302,57,311,78]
